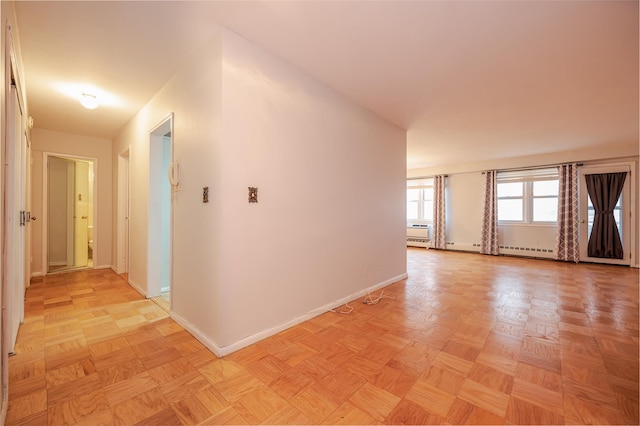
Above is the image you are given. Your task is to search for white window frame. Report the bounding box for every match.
[407,178,434,226]
[497,168,559,225]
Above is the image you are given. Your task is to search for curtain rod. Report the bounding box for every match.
[481,162,584,174]
[409,161,586,180]
[407,175,448,180]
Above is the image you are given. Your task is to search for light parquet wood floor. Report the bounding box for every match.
[7,249,639,425]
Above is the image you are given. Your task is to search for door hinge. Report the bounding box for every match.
[19,210,25,226]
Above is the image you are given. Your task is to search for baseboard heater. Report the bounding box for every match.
[407,225,430,248]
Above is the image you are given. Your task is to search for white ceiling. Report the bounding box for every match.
[13,1,639,169]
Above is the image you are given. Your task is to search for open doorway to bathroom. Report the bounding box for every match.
[45,155,95,273]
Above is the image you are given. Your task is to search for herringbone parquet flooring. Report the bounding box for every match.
[6,249,639,425]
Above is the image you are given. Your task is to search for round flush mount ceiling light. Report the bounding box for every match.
[80,92,98,109]
[53,82,122,109]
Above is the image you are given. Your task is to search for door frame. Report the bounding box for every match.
[42,152,98,274]
[147,114,173,300]
[5,75,26,355]
[116,147,130,275]
[579,162,635,266]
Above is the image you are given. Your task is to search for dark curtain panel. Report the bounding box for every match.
[585,172,626,259]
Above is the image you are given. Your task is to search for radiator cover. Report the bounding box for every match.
[407,225,430,248]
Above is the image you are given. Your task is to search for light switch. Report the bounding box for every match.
[248,187,258,203]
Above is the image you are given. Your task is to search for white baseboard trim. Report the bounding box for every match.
[94,264,112,270]
[127,279,146,298]
[108,265,146,297]
[111,265,125,275]
[31,271,43,278]
[170,312,223,357]
[171,272,408,358]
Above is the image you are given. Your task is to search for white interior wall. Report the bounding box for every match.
[216,30,406,349]
[30,128,112,275]
[444,173,483,250]
[112,27,406,354]
[112,28,224,313]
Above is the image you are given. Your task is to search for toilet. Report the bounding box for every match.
[88,225,93,258]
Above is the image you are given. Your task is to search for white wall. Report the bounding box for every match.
[112,28,224,299]
[112,27,406,354]
[215,30,406,348]
[30,129,113,275]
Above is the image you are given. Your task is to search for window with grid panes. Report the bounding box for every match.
[407,178,434,225]
[497,169,559,224]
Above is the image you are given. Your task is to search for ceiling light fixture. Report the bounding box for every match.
[80,92,98,110]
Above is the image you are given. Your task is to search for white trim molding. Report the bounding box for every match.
[171,273,408,358]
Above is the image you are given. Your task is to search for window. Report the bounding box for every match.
[497,182,524,221]
[407,178,433,224]
[532,180,559,222]
[497,169,558,223]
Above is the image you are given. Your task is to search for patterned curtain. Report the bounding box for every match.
[432,175,446,249]
[480,171,499,255]
[555,164,579,262]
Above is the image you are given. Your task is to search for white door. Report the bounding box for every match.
[117,150,130,274]
[65,159,75,268]
[74,161,89,267]
[47,156,75,272]
[24,141,31,290]
[5,84,25,352]
[579,165,632,265]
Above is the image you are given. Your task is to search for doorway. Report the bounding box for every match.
[3,27,31,416]
[117,149,130,276]
[5,82,28,354]
[579,164,633,266]
[148,115,173,301]
[45,155,95,273]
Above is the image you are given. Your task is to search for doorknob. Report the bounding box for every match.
[81,216,88,219]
